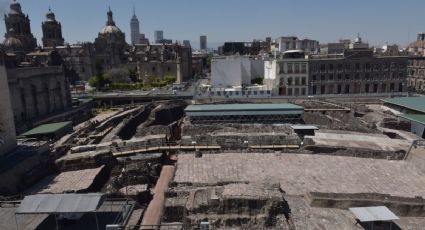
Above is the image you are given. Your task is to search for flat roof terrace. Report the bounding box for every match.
[174,153,425,198]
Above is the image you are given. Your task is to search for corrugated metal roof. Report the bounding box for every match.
[399,114,425,125]
[349,206,399,222]
[290,125,319,130]
[21,121,72,136]
[16,193,105,214]
[185,103,304,112]
[382,97,425,114]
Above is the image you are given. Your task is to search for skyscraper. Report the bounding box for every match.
[130,5,140,44]
[200,35,207,50]
[154,30,164,43]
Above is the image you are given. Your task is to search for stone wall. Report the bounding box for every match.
[306,192,425,217]
[0,65,16,156]
[7,66,71,133]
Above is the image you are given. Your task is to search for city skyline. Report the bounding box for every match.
[0,0,424,49]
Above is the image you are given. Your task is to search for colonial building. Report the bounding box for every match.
[407,33,425,93]
[3,0,37,53]
[41,8,64,47]
[309,49,408,95]
[45,43,96,81]
[264,50,309,96]
[0,52,16,156]
[407,57,425,93]
[4,50,71,133]
[128,43,192,83]
[94,8,127,70]
[273,36,319,54]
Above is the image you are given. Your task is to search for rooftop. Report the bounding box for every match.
[382,96,425,114]
[185,103,304,112]
[399,114,425,125]
[21,121,72,137]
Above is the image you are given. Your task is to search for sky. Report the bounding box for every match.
[0,0,424,49]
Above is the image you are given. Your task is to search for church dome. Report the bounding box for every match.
[100,25,122,34]
[9,0,23,15]
[3,36,23,52]
[46,8,56,21]
[99,8,122,34]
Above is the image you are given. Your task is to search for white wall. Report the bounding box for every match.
[0,65,16,156]
[211,57,264,88]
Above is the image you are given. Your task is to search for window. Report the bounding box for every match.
[373,84,378,93]
[254,91,258,95]
[295,78,300,85]
[399,82,403,92]
[301,77,306,85]
[217,91,221,96]
[345,84,350,94]
[229,91,233,96]
[390,83,395,91]
[321,85,325,94]
[320,64,326,72]
[235,91,239,95]
[288,88,293,95]
[329,64,334,71]
[337,74,342,80]
[355,74,360,79]
[312,75,317,81]
[294,63,300,73]
[312,86,317,94]
[295,88,299,96]
[287,63,293,73]
[288,77,293,85]
[355,63,361,71]
[260,91,264,95]
[301,63,307,73]
[365,84,369,93]
[345,74,350,79]
[329,74,334,80]
[321,75,325,81]
[301,88,306,95]
[337,85,342,94]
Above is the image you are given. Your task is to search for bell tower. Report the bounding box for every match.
[42,8,64,47]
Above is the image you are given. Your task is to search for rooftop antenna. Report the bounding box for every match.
[132,3,135,15]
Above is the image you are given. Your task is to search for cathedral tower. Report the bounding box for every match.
[3,0,37,52]
[42,8,64,47]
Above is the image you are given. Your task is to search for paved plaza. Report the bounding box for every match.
[174,153,425,198]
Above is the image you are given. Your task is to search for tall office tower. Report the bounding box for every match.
[130,5,140,44]
[154,30,164,43]
[200,35,207,50]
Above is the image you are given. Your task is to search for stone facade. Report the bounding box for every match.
[41,8,64,47]
[5,60,71,133]
[0,54,16,156]
[309,49,408,95]
[94,8,127,70]
[129,43,192,83]
[3,0,37,53]
[45,44,96,81]
[408,57,425,93]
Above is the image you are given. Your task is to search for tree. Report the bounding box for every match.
[105,68,131,83]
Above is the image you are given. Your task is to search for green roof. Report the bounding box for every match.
[382,97,425,114]
[185,103,304,112]
[399,114,425,125]
[21,121,72,136]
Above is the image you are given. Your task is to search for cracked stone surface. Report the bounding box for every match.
[174,153,425,198]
